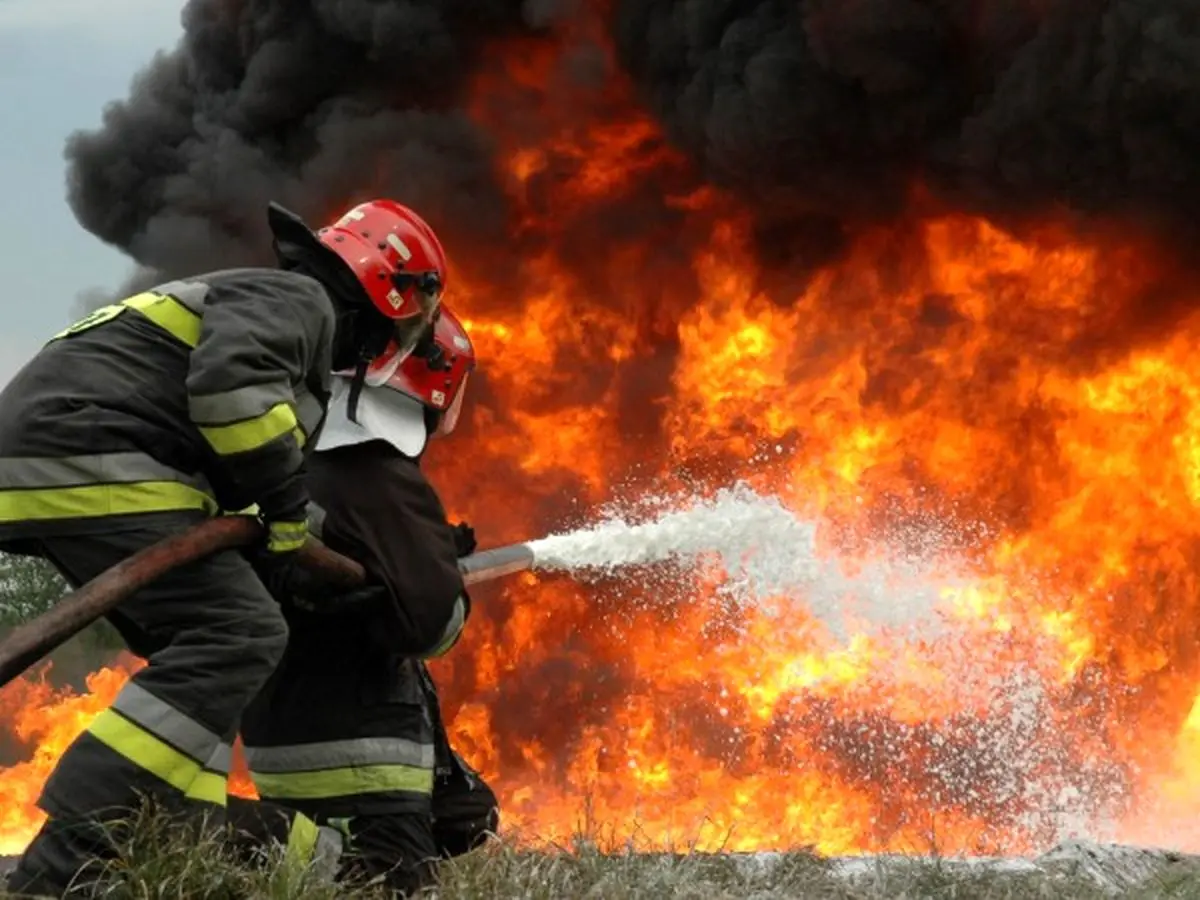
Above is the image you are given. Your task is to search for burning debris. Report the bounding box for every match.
[5,0,1200,862]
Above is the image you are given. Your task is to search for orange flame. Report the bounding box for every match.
[6,13,1200,859]
[0,658,143,855]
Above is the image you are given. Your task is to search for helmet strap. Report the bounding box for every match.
[344,307,398,424]
[330,306,361,372]
[422,407,440,441]
[347,354,370,425]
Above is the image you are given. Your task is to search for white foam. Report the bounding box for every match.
[529,485,814,589]
[527,483,962,638]
[524,482,1144,848]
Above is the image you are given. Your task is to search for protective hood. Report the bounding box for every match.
[268,202,330,266]
[315,376,428,458]
[267,202,370,315]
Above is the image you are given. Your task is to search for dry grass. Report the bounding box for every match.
[436,842,1125,899]
[4,810,1200,898]
[0,808,381,900]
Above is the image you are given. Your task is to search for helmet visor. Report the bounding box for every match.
[437,372,469,437]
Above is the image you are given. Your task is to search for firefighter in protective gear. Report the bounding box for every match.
[230,306,498,896]
[1,198,450,897]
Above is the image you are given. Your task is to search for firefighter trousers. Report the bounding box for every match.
[6,514,289,896]
[236,653,498,896]
[332,753,499,896]
[228,797,440,897]
[226,760,498,897]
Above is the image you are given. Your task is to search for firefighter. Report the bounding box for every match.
[230,305,498,896]
[2,199,450,897]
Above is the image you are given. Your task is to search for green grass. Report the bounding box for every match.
[4,811,1200,899]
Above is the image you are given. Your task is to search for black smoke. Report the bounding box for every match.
[65,0,570,283]
[68,0,1200,295]
[612,0,1200,244]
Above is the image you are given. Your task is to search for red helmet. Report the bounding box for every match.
[383,306,476,437]
[318,199,448,365]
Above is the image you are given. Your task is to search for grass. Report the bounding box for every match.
[1,808,380,900]
[4,811,1200,899]
[437,842,1200,899]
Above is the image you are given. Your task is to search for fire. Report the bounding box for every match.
[8,10,1200,861]
[0,658,143,854]
[0,657,260,853]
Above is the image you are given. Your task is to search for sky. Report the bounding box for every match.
[0,0,184,385]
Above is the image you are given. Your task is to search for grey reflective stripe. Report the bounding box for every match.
[153,279,211,314]
[306,501,326,540]
[427,595,467,657]
[205,742,233,775]
[111,682,224,767]
[0,452,212,493]
[244,736,435,772]
[294,390,325,437]
[314,826,345,876]
[188,382,294,426]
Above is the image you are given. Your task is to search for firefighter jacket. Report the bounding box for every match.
[241,436,469,817]
[0,269,335,544]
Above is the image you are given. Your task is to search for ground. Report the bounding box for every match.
[4,834,1200,898]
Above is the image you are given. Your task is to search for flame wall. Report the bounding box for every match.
[6,0,1200,861]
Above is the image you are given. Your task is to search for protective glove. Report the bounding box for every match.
[254,463,308,542]
[450,522,476,558]
[253,549,307,603]
[251,502,311,602]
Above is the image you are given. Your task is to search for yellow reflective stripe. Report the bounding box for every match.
[49,292,202,347]
[292,425,308,449]
[253,764,434,800]
[110,682,226,767]
[224,504,261,517]
[87,710,226,806]
[268,536,306,554]
[198,402,298,456]
[184,770,228,806]
[50,304,126,341]
[285,814,320,869]
[0,481,218,523]
[267,520,308,554]
[122,292,202,347]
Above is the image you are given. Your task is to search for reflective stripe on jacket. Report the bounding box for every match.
[0,268,334,540]
[241,441,467,817]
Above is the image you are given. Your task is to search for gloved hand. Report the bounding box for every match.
[264,513,309,556]
[450,522,476,558]
[254,549,306,602]
[252,505,311,601]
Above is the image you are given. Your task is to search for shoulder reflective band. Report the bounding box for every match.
[50,292,202,348]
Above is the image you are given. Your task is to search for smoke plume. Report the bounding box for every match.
[611,0,1200,237]
[66,0,562,281]
[67,0,1200,292]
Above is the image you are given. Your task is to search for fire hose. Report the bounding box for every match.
[0,516,535,689]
